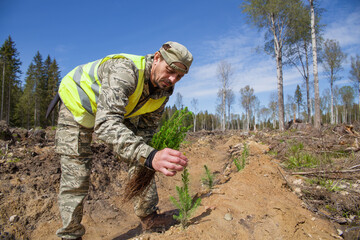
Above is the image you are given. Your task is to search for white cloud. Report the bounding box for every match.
[324,10,360,48]
[172,25,307,112]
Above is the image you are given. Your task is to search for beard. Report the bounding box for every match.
[152,73,172,89]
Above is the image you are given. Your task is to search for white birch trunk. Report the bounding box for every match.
[310,0,321,128]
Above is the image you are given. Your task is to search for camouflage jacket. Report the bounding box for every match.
[94,54,173,166]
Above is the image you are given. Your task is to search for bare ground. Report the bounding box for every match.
[0,122,359,240]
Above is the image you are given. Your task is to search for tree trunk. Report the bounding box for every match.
[1,62,4,121]
[330,81,334,124]
[276,54,285,131]
[246,109,250,131]
[7,76,10,125]
[335,105,339,124]
[193,114,196,132]
[358,86,360,120]
[254,114,257,131]
[222,90,226,131]
[310,0,321,128]
[310,97,313,123]
[34,95,37,128]
[271,14,285,131]
[305,41,311,123]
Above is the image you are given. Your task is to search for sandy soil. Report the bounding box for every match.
[0,126,358,240]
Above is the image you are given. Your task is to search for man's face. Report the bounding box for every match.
[150,52,185,89]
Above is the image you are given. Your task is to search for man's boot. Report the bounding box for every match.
[140,211,178,232]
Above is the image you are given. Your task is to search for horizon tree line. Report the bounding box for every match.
[1,0,359,131]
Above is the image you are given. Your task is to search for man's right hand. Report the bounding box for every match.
[151,148,188,176]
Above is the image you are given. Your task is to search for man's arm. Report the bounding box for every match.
[94,58,188,174]
[94,58,154,166]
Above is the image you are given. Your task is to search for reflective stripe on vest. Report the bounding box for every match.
[58,54,166,128]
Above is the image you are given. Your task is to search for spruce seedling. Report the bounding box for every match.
[170,168,201,229]
[201,165,214,190]
[233,143,249,171]
[123,107,193,203]
[150,107,192,150]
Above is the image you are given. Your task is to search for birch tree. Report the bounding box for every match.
[321,88,331,123]
[285,2,322,123]
[241,0,303,131]
[240,85,256,131]
[339,86,354,124]
[190,98,199,132]
[349,55,360,116]
[322,39,347,124]
[253,97,260,131]
[309,0,321,128]
[175,92,184,110]
[226,89,235,129]
[217,60,232,131]
[260,106,270,129]
[269,92,278,128]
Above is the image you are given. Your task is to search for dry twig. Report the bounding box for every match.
[291,169,360,176]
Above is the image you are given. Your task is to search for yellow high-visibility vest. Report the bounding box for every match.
[58,54,166,128]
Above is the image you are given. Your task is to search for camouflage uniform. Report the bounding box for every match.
[55,54,172,239]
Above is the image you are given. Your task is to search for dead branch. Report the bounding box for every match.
[277,167,293,191]
[291,169,360,176]
[349,164,360,169]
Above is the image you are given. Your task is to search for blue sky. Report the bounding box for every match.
[1,0,359,115]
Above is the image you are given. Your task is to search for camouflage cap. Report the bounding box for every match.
[159,41,193,74]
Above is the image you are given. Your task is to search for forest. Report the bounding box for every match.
[0,1,359,132]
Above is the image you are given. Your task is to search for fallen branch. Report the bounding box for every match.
[349,164,360,169]
[277,167,293,191]
[292,169,360,176]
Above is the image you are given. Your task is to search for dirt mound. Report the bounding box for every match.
[0,126,359,239]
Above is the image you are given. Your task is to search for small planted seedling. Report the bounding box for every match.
[201,165,214,190]
[234,143,249,171]
[170,168,201,229]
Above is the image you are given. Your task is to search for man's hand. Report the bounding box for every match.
[152,148,188,176]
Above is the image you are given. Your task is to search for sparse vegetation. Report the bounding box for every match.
[234,143,249,171]
[170,168,201,229]
[285,142,318,169]
[318,179,344,192]
[201,165,214,190]
[6,158,21,163]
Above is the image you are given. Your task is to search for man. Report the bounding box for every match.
[55,41,193,240]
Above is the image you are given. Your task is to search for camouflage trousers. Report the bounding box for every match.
[55,104,158,239]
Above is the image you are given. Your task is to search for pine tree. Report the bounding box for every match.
[41,55,61,126]
[0,36,22,125]
[17,63,36,129]
[32,51,46,128]
[47,59,61,126]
